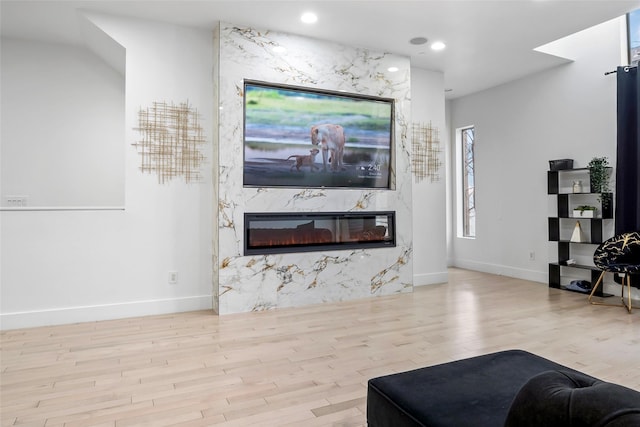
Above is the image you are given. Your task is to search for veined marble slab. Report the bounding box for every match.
[215,23,413,314]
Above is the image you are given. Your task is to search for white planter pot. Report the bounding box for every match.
[573,209,595,218]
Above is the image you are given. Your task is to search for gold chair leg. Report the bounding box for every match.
[589,271,633,313]
[588,271,606,304]
[623,274,632,314]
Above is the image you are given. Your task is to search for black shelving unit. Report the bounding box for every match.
[547,168,613,295]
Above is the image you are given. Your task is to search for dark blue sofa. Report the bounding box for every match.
[367,350,640,427]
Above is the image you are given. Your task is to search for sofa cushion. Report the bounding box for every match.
[504,370,640,427]
[367,350,583,427]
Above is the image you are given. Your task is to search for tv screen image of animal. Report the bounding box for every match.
[243,80,394,189]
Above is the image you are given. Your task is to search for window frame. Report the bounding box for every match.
[457,126,476,239]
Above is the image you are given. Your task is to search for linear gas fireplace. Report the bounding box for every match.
[244,211,396,255]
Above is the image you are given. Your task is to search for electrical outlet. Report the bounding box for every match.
[529,251,536,261]
[4,195,28,207]
[168,271,178,285]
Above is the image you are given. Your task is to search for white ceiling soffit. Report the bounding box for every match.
[1,1,639,99]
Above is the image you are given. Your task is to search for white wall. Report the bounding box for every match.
[448,17,630,294]
[1,38,125,208]
[0,15,448,329]
[0,14,214,329]
[411,68,448,285]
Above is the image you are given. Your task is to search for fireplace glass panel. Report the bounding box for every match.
[244,211,396,255]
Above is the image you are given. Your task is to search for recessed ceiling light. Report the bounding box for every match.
[431,41,446,51]
[387,66,399,72]
[301,12,318,24]
[410,37,428,45]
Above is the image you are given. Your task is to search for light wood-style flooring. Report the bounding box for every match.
[2,268,639,427]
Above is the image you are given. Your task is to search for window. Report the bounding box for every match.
[460,126,476,238]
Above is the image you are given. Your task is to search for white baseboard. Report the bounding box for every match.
[0,295,213,330]
[452,259,547,284]
[414,271,449,286]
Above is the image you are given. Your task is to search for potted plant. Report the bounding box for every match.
[588,156,611,206]
[573,205,597,218]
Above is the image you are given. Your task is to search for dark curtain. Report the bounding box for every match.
[615,66,640,234]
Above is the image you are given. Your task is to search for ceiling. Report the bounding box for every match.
[2,0,639,99]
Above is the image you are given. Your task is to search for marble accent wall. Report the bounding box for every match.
[214,23,413,314]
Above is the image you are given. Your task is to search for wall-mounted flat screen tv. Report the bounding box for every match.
[628,9,640,66]
[243,80,394,189]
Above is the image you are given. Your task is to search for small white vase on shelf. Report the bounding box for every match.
[572,180,582,193]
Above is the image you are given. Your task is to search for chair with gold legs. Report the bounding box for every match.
[588,231,640,313]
